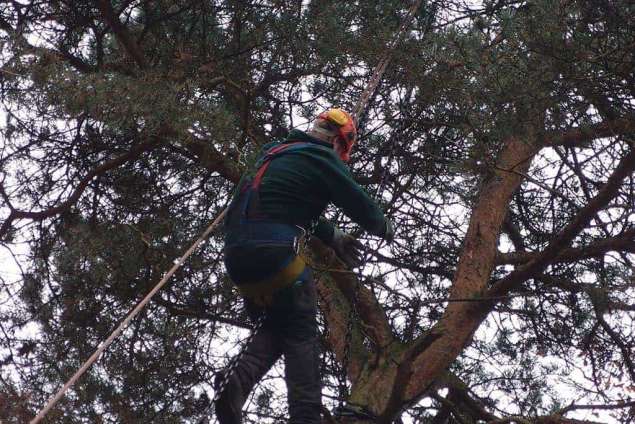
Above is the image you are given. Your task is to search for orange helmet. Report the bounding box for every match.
[317,108,357,162]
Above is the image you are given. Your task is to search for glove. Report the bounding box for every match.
[383,220,395,243]
[331,227,364,269]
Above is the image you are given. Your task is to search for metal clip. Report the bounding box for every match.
[294,226,307,254]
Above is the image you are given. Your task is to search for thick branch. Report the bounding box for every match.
[489,146,635,297]
[379,135,539,421]
[96,0,147,69]
[0,17,95,74]
[314,265,368,381]
[543,116,635,148]
[311,239,395,383]
[496,228,635,265]
[181,133,242,183]
[438,373,498,422]
[538,274,635,314]
[312,240,395,351]
[502,211,526,251]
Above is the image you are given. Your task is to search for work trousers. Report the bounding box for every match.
[215,268,321,424]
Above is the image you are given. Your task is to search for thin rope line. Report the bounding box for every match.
[30,209,227,424]
[353,0,425,120]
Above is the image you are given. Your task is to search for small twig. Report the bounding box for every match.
[492,163,579,207]
[0,68,21,77]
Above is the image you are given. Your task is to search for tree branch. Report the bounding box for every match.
[96,0,147,69]
[377,135,540,422]
[436,373,498,423]
[311,239,395,354]
[496,228,635,265]
[180,133,242,183]
[0,138,160,241]
[489,146,635,297]
[542,116,635,148]
[153,297,252,329]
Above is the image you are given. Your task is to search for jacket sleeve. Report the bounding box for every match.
[311,150,389,237]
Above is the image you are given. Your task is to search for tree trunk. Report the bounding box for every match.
[315,135,539,422]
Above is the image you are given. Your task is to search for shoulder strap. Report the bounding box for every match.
[242,141,314,220]
[252,142,311,189]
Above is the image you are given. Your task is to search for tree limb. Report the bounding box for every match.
[542,116,635,148]
[496,228,635,265]
[96,0,147,69]
[489,146,635,297]
[387,135,539,416]
[0,138,160,241]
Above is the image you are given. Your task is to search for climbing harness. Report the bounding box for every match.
[204,141,327,422]
[224,141,324,303]
[29,1,428,423]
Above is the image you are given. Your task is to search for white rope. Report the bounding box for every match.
[353,0,425,120]
[30,209,227,424]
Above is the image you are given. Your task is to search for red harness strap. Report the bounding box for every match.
[252,142,304,190]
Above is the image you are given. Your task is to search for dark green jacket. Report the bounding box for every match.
[249,129,388,243]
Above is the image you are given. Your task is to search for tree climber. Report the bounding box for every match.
[216,108,394,424]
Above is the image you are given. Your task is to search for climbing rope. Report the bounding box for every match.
[29,1,428,422]
[334,0,428,415]
[353,0,426,122]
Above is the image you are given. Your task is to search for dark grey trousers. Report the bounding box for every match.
[215,268,321,424]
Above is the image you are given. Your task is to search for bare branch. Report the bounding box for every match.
[543,117,635,148]
[490,146,635,297]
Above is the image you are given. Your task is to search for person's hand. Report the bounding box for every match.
[331,227,364,268]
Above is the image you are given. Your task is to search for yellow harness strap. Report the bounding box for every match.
[236,255,306,304]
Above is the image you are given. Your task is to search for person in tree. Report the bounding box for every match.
[216,108,394,424]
